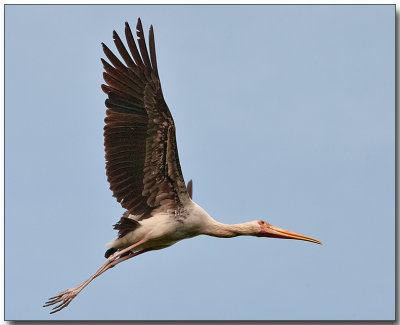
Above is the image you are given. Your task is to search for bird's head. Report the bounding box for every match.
[255,220,322,245]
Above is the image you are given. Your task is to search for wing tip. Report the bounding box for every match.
[101,42,110,52]
[101,84,110,94]
[136,17,144,35]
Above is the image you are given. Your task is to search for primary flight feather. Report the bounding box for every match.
[44,18,321,314]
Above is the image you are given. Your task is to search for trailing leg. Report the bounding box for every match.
[44,238,149,313]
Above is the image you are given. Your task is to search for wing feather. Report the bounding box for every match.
[112,30,136,68]
[148,25,159,77]
[135,18,152,69]
[125,22,145,69]
[102,18,190,220]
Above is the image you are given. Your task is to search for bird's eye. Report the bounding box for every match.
[260,220,265,225]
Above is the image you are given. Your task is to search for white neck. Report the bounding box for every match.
[201,219,258,238]
[190,201,259,238]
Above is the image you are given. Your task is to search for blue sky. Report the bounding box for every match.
[5,4,395,321]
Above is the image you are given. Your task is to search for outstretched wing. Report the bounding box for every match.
[101,18,190,219]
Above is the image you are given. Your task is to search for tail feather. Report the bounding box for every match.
[113,216,140,238]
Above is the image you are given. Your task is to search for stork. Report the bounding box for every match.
[44,18,321,314]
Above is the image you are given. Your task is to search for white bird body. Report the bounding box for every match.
[106,200,209,251]
[44,18,321,314]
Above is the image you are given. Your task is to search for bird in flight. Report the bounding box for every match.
[44,18,321,314]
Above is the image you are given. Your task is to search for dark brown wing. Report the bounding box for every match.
[101,18,190,219]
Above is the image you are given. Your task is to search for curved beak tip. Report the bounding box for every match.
[301,237,322,245]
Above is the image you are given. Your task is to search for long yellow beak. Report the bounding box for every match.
[259,224,322,245]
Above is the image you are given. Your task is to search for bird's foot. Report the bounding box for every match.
[43,286,81,314]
